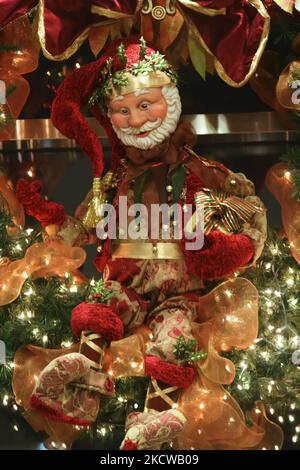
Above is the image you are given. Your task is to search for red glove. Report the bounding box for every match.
[182,230,254,280]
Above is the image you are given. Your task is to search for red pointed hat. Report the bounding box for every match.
[51,36,177,179]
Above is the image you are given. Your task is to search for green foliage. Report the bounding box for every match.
[0,209,11,253]
[174,335,207,364]
[281,146,300,201]
[268,16,299,68]
[139,37,147,60]
[86,278,115,303]
[117,43,127,67]
[225,230,300,423]
[0,276,87,398]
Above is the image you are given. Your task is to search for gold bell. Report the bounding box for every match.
[82,173,113,229]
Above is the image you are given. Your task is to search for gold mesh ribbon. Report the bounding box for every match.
[83,172,113,229]
[195,188,265,234]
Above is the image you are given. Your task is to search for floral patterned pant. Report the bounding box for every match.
[103,257,202,364]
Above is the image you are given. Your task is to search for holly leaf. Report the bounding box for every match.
[188,31,206,80]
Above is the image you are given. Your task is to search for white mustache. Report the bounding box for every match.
[120,118,162,135]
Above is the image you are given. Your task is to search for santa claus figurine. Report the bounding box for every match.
[18,37,267,450]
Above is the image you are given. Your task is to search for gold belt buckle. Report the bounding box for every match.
[111,242,183,260]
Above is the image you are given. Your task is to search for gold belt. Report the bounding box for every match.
[111,242,184,260]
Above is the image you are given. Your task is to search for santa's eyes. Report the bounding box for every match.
[139,101,150,110]
[114,101,151,115]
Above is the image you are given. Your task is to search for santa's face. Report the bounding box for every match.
[108,85,182,150]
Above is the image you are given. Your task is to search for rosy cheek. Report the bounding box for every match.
[148,102,168,121]
[110,113,128,129]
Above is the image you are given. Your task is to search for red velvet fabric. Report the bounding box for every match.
[43,1,103,56]
[181,230,254,280]
[180,0,266,84]
[16,178,66,227]
[93,0,139,16]
[197,1,235,7]
[0,0,36,29]
[0,1,140,55]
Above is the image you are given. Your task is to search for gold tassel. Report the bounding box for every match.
[82,173,113,229]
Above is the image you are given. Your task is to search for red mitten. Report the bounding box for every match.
[16,178,66,228]
[182,230,254,280]
[71,302,123,341]
[30,353,105,425]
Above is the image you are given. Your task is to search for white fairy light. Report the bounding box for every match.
[275,334,285,349]
[26,310,34,319]
[24,287,34,297]
[284,170,291,180]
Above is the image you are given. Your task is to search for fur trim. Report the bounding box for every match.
[71,302,123,341]
[145,356,194,388]
[30,395,91,426]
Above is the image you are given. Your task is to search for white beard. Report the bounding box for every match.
[110,85,182,150]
